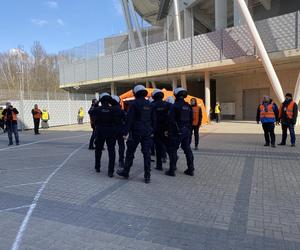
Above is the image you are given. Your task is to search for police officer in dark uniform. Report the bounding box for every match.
[151,89,171,171]
[111,95,126,168]
[89,93,117,177]
[117,85,154,183]
[165,87,194,177]
[88,98,98,150]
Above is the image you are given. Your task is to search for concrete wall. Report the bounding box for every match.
[216,68,299,120]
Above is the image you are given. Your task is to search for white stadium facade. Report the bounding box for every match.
[58,0,300,120]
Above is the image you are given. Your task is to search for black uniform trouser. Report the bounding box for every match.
[95,130,116,173]
[33,118,40,134]
[89,128,96,148]
[262,123,275,145]
[154,132,169,168]
[216,113,221,123]
[192,125,200,147]
[117,134,125,164]
[124,134,152,178]
[281,123,296,145]
[169,127,194,173]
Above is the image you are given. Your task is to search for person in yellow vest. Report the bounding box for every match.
[2,102,19,145]
[31,104,42,135]
[190,98,202,150]
[215,102,221,123]
[41,109,50,129]
[278,93,298,147]
[0,106,4,133]
[78,107,85,124]
[256,96,279,147]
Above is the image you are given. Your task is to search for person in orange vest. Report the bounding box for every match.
[278,93,298,147]
[190,98,202,150]
[2,102,20,146]
[256,96,279,147]
[31,104,42,135]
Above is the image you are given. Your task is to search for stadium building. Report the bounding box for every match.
[58,0,300,120]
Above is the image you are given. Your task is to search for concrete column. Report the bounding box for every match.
[184,8,193,38]
[234,0,248,26]
[181,75,187,89]
[205,72,211,120]
[173,0,182,40]
[111,82,116,95]
[121,0,136,49]
[215,0,228,30]
[172,78,177,90]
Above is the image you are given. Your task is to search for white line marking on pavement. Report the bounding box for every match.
[0,134,87,152]
[0,182,45,189]
[0,205,31,213]
[10,143,87,250]
[0,165,58,173]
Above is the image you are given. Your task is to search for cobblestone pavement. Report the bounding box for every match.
[1,122,300,250]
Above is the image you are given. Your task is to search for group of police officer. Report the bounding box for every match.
[88,85,195,184]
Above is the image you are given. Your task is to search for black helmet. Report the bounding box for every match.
[99,92,112,102]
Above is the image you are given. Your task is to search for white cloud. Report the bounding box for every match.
[45,1,58,9]
[57,18,65,26]
[113,0,123,16]
[31,19,48,27]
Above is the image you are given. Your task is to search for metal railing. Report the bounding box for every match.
[59,11,299,87]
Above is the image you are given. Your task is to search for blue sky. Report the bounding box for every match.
[0,0,129,54]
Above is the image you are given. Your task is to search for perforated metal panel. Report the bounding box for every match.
[11,100,90,129]
[64,64,75,84]
[147,41,167,72]
[257,12,296,52]
[86,58,98,81]
[113,51,129,77]
[168,38,192,68]
[193,31,222,64]
[99,55,113,79]
[297,11,300,48]
[223,26,254,59]
[74,61,86,82]
[129,47,146,75]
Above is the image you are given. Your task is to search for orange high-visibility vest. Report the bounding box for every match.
[4,111,17,121]
[279,101,295,119]
[33,109,41,119]
[260,104,275,119]
[192,106,200,126]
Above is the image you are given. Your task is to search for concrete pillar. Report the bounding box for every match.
[151,81,156,88]
[111,82,116,95]
[173,0,182,40]
[172,79,177,90]
[181,75,187,89]
[184,8,193,38]
[234,0,248,26]
[205,72,211,120]
[215,0,228,30]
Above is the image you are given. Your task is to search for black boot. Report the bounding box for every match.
[165,170,175,177]
[155,166,163,171]
[95,166,100,173]
[184,169,194,176]
[117,169,129,179]
[108,171,114,178]
[144,175,151,184]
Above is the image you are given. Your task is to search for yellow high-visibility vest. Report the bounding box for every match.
[215,105,221,114]
[42,111,49,121]
[78,109,84,117]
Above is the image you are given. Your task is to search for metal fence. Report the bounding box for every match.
[0,90,95,129]
[59,11,300,86]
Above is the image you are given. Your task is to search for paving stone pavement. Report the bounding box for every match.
[1,122,300,249]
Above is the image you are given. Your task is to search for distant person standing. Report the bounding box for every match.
[2,102,19,146]
[78,107,85,124]
[89,99,98,150]
[0,106,4,133]
[278,93,298,147]
[31,104,42,135]
[41,109,50,129]
[256,96,279,147]
[215,102,221,123]
[190,98,202,150]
